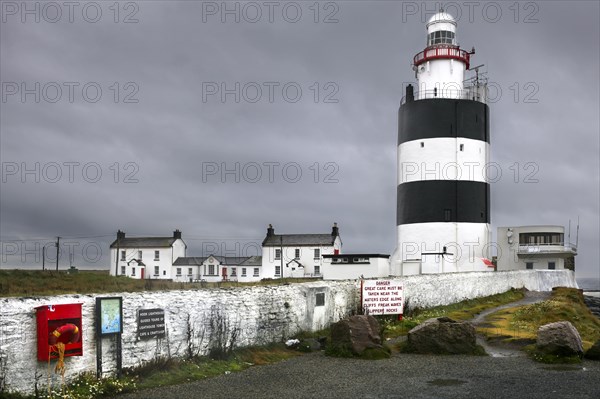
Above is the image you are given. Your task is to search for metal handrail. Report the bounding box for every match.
[401,86,487,105]
[413,46,471,69]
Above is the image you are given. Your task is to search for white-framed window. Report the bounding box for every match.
[120,266,126,275]
[120,250,126,261]
[176,268,182,276]
[241,268,247,277]
[131,267,136,276]
[208,264,215,275]
[154,250,160,260]
[154,266,159,276]
[275,249,281,260]
[231,267,237,276]
[295,248,300,259]
[314,248,320,259]
[138,250,143,260]
[314,265,320,275]
[275,265,281,276]
[253,268,260,277]
[188,268,193,276]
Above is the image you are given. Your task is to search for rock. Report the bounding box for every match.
[329,315,383,356]
[536,321,583,357]
[407,317,478,354]
[584,339,600,360]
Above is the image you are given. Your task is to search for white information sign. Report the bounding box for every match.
[362,279,404,315]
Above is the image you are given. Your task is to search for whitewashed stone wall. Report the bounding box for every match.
[0,270,576,394]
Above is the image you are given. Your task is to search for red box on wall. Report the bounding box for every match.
[35,303,83,361]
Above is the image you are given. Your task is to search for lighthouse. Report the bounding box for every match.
[391,10,492,275]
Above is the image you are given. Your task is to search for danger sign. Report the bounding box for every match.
[361,279,404,316]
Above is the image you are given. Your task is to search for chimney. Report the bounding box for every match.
[117,230,125,240]
[267,224,274,237]
[173,229,182,239]
[331,222,339,237]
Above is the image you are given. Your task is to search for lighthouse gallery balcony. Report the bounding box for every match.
[413,46,471,69]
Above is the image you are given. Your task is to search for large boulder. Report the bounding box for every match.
[329,315,383,356]
[536,321,583,357]
[407,317,478,354]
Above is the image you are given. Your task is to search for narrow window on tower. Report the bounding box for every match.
[459,144,464,151]
[444,209,452,222]
[420,142,424,148]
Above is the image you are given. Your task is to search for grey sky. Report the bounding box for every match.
[1,1,598,278]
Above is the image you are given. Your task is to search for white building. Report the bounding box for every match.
[109,230,187,279]
[261,223,342,279]
[321,254,390,280]
[496,226,577,271]
[172,255,263,283]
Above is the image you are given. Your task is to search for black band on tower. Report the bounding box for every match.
[397,180,490,225]
[398,99,489,145]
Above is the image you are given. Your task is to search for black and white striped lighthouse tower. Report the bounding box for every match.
[391,10,491,275]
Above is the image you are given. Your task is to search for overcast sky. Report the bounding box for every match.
[1,1,598,279]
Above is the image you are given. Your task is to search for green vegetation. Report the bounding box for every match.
[381,288,525,338]
[0,270,320,297]
[478,287,600,359]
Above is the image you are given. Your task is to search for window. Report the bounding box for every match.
[241,268,247,277]
[131,267,136,276]
[253,268,260,277]
[548,262,556,270]
[176,268,182,276]
[295,248,300,259]
[120,250,126,261]
[163,270,166,276]
[314,248,320,259]
[188,268,193,276]
[138,250,142,260]
[154,266,160,276]
[316,293,325,307]
[121,266,126,275]
[231,267,237,276]
[526,262,533,270]
[428,30,455,46]
[154,250,160,261]
[420,142,424,148]
[444,209,452,222]
[314,265,320,275]
[208,264,215,275]
[459,144,464,151]
[275,265,281,276]
[275,249,281,260]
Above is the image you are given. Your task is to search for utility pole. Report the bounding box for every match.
[55,237,60,271]
[280,235,284,279]
[42,246,45,271]
[115,232,120,276]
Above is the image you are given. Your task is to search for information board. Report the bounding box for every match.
[97,297,123,335]
[138,308,165,339]
[361,279,404,315]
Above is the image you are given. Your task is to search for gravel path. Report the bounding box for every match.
[118,291,600,399]
[118,352,600,399]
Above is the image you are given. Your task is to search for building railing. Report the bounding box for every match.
[413,46,471,69]
[517,243,577,254]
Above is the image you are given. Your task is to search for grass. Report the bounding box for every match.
[478,288,600,350]
[0,270,321,297]
[380,288,525,338]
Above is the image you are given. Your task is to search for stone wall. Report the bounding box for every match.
[0,270,576,394]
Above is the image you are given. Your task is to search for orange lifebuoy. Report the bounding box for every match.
[48,323,80,346]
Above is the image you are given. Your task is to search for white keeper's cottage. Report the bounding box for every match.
[261,223,342,279]
[109,230,186,279]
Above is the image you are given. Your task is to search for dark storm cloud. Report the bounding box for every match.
[1,1,598,277]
